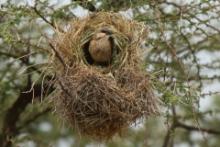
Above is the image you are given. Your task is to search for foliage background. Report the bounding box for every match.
[0,0,220,147]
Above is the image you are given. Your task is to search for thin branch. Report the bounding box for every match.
[32,6,55,28]
[201,91,220,97]
[179,31,202,90]
[49,43,67,70]
[162,123,176,147]
[177,122,220,135]
[162,105,177,147]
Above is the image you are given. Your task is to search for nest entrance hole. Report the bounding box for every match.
[82,28,120,67]
[83,41,95,65]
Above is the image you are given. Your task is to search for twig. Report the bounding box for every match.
[177,122,220,135]
[32,6,55,28]
[179,31,202,90]
[49,43,66,70]
[162,105,177,147]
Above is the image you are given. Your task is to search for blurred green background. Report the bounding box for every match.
[0,0,220,147]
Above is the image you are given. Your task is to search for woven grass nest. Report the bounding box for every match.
[51,12,158,140]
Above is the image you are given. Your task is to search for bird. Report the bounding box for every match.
[88,32,112,65]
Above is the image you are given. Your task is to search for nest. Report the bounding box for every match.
[51,12,158,140]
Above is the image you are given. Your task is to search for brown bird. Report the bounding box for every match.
[88,32,112,64]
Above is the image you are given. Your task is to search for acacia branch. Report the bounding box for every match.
[0,79,53,147]
[0,83,42,147]
[162,106,177,147]
[176,122,220,135]
[162,123,176,147]
[49,43,67,69]
[32,6,55,28]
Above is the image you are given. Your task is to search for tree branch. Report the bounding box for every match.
[162,106,177,147]
[32,6,55,28]
[0,79,53,147]
[0,83,42,147]
[177,122,220,135]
